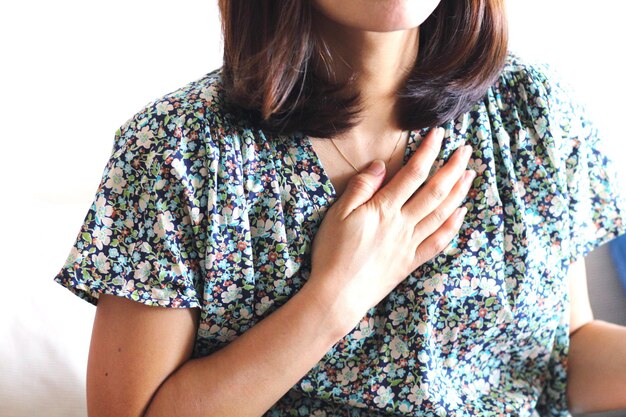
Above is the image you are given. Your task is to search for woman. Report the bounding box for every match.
[54,0,626,416]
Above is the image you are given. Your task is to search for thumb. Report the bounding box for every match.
[337,159,387,213]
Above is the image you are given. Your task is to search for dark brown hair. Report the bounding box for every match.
[218,0,508,138]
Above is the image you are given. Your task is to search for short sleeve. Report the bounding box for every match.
[54,106,208,308]
[539,65,626,265]
[499,55,626,415]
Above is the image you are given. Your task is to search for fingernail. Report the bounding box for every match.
[367,159,385,175]
[465,169,477,182]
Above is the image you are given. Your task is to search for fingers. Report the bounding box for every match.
[372,127,445,211]
[412,206,468,268]
[412,167,475,241]
[332,160,387,221]
[402,143,473,221]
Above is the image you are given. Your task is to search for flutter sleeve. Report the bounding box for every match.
[54,103,211,308]
[540,65,626,265]
[499,54,626,416]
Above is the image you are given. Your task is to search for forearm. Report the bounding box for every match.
[143,280,346,417]
[567,319,626,414]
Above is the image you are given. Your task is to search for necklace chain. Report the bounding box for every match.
[330,130,406,174]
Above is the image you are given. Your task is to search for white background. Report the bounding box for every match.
[1,1,625,416]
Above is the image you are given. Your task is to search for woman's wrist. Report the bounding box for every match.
[298,271,364,341]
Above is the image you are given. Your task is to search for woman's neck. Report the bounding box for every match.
[313,10,419,144]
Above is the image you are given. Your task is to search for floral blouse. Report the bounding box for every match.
[54,52,626,416]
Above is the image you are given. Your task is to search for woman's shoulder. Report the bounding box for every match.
[106,68,276,200]
[499,51,553,82]
[490,51,582,123]
[111,68,240,155]
[496,51,566,94]
[482,50,595,158]
[106,68,287,219]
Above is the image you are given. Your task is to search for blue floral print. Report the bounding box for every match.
[54,52,626,416]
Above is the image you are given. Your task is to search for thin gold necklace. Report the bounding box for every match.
[330,130,406,174]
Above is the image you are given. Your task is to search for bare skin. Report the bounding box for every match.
[307,0,438,197]
[309,130,411,198]
[566,257,626,413]
[308,0,426,186]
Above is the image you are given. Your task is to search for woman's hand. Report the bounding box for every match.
[305,127,475,335]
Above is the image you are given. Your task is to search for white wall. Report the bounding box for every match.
[0,2,223,416]
[0,1,624,416]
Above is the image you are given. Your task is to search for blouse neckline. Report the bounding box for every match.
[294,127,433,210]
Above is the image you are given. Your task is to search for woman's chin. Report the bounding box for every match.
[311,0,441,33]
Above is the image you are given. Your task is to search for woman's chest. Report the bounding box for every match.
[191,122,571,362]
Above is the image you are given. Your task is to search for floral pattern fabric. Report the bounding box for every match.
[54,52,626,416]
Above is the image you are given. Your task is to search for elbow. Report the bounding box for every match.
[565,320,626,414]
[566,391,586,415]
[142,361,220,417]
[142,377,178,417]
[86,370,176,417]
